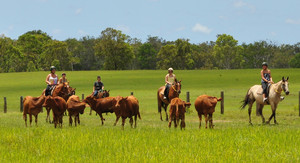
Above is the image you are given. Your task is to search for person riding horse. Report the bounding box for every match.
[163,68,176,100]
[93,76,104,97]
[58,72,68,84]
[45,66,58,96]
[261,62,273,102]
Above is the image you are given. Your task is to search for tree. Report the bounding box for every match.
[27,61,37,72]
[214,34,244,69]
[17,30,52,70]
[191,42,215,69]
[40,41,71,70]
[137,43,157,69]
[289,53,300,68]
[156,44,177,69]
[94,28,134,70]
[174,39,194,69]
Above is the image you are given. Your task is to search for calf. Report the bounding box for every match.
[83,95,115,125]
[23,94,46,127]
[67,95,86,126]
[113,95,141,129]
[168,97,191,130]
[194,95,222,129]
[43,96,67,128]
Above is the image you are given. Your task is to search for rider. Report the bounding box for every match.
[45,66,58,96]
[93,76,104,97]
[58,72,68,84]
[261,62,273,102]
[163,68,176,100]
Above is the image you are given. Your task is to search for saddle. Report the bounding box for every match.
[257,83,271,97]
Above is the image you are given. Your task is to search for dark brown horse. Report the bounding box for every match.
[157,80,182,121]
[45,82,75,123]
[89,90,110,115]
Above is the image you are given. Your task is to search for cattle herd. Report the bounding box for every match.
[23,82,221,129]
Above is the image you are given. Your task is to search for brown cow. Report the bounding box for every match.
[194,95,222,129]
[66,95,86,126]
[83,95,115,125]
[113,95,141,129]
[42,96,67,128]
[168,97,191,129]
[23,94,46,127]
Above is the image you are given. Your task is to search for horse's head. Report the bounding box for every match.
[103,90,110,98]
[173,80,182,94]
[281,76,289,95]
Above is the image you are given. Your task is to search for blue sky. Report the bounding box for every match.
[1,0,300,44]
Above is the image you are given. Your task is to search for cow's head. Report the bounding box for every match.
[83,95,95,105]
[113,96,128,108]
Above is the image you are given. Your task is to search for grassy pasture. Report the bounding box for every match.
[0,69,299,162]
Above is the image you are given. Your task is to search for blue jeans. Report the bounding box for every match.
[93,90,102,96]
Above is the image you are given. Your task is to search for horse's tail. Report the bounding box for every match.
[240,89,251,109]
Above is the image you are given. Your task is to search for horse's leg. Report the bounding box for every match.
[204,114,208,129]
[164,105,168,121]
[259,104,265,124]
[273,103,278,124]
[248,102,254,125]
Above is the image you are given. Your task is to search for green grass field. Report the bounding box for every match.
[0,69,299,162]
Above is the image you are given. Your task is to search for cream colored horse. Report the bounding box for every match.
[241,77,289,125]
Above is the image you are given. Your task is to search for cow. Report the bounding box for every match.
[66,95,86,126]
[168,97,191,130]
[23,94,46,127]
[194,95,222,129]
[112,95,141,129]
[42,96,67,128]
[83,95,116,125]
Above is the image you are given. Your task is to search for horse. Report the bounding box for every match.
[89,90,110,115]
[240,77,289,125]
[44,82,75,123]
[157,80,182,121]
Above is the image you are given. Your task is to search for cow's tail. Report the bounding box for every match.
[176,104,179,118]
[240,89,251,110]
[138,111,141,120]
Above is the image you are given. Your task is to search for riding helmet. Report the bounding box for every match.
[50,66,56,71]
[262,62,268,67]
[168,67,173,71]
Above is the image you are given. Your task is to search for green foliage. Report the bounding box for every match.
[51,59,60,70]
[26,61,37,72]
[94,28,134,70]
[137,43,157,69]
[289,53,300,68]
[214,34,244,69]
[156,44,177,69]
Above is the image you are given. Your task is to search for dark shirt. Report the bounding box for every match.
[94,81,104,91]
[261,73,270,83]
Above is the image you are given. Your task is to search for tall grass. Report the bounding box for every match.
[0,69,299,162]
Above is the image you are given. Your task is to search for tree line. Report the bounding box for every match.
[1,28,300,72]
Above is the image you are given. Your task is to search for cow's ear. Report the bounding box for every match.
[217,98,222,101]
[124,97,128,100]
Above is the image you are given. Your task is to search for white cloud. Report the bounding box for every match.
[234,0,256,12]
[192,23,212,34]
[75,8,82,15]
[234,1,247,8]
[286,18,300,25]
[116,25,130,32]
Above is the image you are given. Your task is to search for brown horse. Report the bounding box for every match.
[45,82,75,123]
[157,80,182,121]
[241,77,289,125]
[89,90,110,115]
